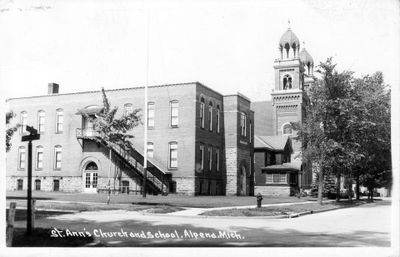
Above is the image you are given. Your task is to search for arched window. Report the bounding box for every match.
[37,110,45,133]
[200,97,205,128]
[170,100,179,127]
[55,108,63,133]
[282,123,293,135]
[284,43,290,58]
[208,101,213,131]
[283,74,292,90]
[36,146,44,170]
[85,162,98,170]
[20,111,27,134]
[240,112,247,137]
[216,105,221,133]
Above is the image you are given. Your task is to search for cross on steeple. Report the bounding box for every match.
[288,20,291,28]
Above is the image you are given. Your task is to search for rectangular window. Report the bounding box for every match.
[240,112,247,137]
[54,146,62,169]
[200,144,204,171]
[208,147,212,171]
[36,147,43,169]
[20,112,27,134]
[169,142,178,169]
[56,109,63,133]
[208,106,213,131]
[53,180,60,191]
[17,179,23,190]
[85,173,91,188]
[147,102,155,128]
[249,121,252,143]
[92,173,98,188]
[200,102,205,128]
[18,147,26,170]
[170,101,179,127]
[147,142,154,158]
[266,173,287,184]
[35,180,41,191]
[266,174,273,183]
[124,103,133,116]
[38,111,45,133]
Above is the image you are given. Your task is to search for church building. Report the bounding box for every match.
[252,27,315,196]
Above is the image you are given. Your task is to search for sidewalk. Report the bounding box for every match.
[165,200,335,216]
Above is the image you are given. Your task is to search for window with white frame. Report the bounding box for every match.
[208,147,212,171]
[282,123,293,135]
[124,103,133,116]
[147,102,155,128]
[216,105,220,133]
[199,144,204,171]
[20,111,27,134]
[266,173,287,184]
[55,109,63,133]
[36,146,43,169]
[54,145,62,169]
[170,101,179,127]
[38,110,45,134]
[200,97,205,128]
[168,142,178,169]
[18,146,26,170]
[147,142,154,158]
[208,102,213,131]
[240,112,247,137]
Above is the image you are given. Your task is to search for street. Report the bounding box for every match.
[12,199,391,247]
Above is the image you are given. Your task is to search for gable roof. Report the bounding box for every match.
[254,135,293,153]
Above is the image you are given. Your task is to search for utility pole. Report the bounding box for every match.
[22,125,40,236]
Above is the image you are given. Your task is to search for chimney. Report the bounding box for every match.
[48,83,59,94]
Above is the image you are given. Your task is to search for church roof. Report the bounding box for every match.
[299,48,314,64]
[251,100,274,136]
[279,28,300,47]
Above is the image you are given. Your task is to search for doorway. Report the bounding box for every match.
[84,162,98,193]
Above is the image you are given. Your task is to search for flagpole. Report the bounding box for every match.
[143,5,150,197]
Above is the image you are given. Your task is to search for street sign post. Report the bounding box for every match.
[21,125,40,236]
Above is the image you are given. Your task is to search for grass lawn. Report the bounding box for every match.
[200,200,372,216]
[7,190,316,208]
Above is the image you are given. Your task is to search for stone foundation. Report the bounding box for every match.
[7,176,83,192]
[254,186,290,196]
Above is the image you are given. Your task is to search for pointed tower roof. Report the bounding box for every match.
[279,28,300,47]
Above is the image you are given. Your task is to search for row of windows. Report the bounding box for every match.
[16,178,60,191]
[20,109,64,134]
[199,144,220,172]
[146,141,178,169]
[18,145,62,170]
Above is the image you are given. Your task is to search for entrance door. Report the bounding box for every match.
[83,162,98,193]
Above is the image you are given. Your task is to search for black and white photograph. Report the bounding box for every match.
[1,0,399,256]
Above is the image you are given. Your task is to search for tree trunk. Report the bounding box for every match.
[318,168,324,205]
[355,172,360,200]
[347,178,352,203]
[336,172,341,202]
[107,148,112,205]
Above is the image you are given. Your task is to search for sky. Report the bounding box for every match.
[0,0,399,102]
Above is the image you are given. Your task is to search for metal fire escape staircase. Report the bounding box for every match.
[76,128,172,195]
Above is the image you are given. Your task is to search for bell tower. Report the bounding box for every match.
[271,27,313,159]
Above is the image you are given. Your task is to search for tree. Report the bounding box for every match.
[77,88,141,204]
[6,111,20,152]
[295,58,359,204]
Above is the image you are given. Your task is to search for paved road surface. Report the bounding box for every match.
[13,200,391,247]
